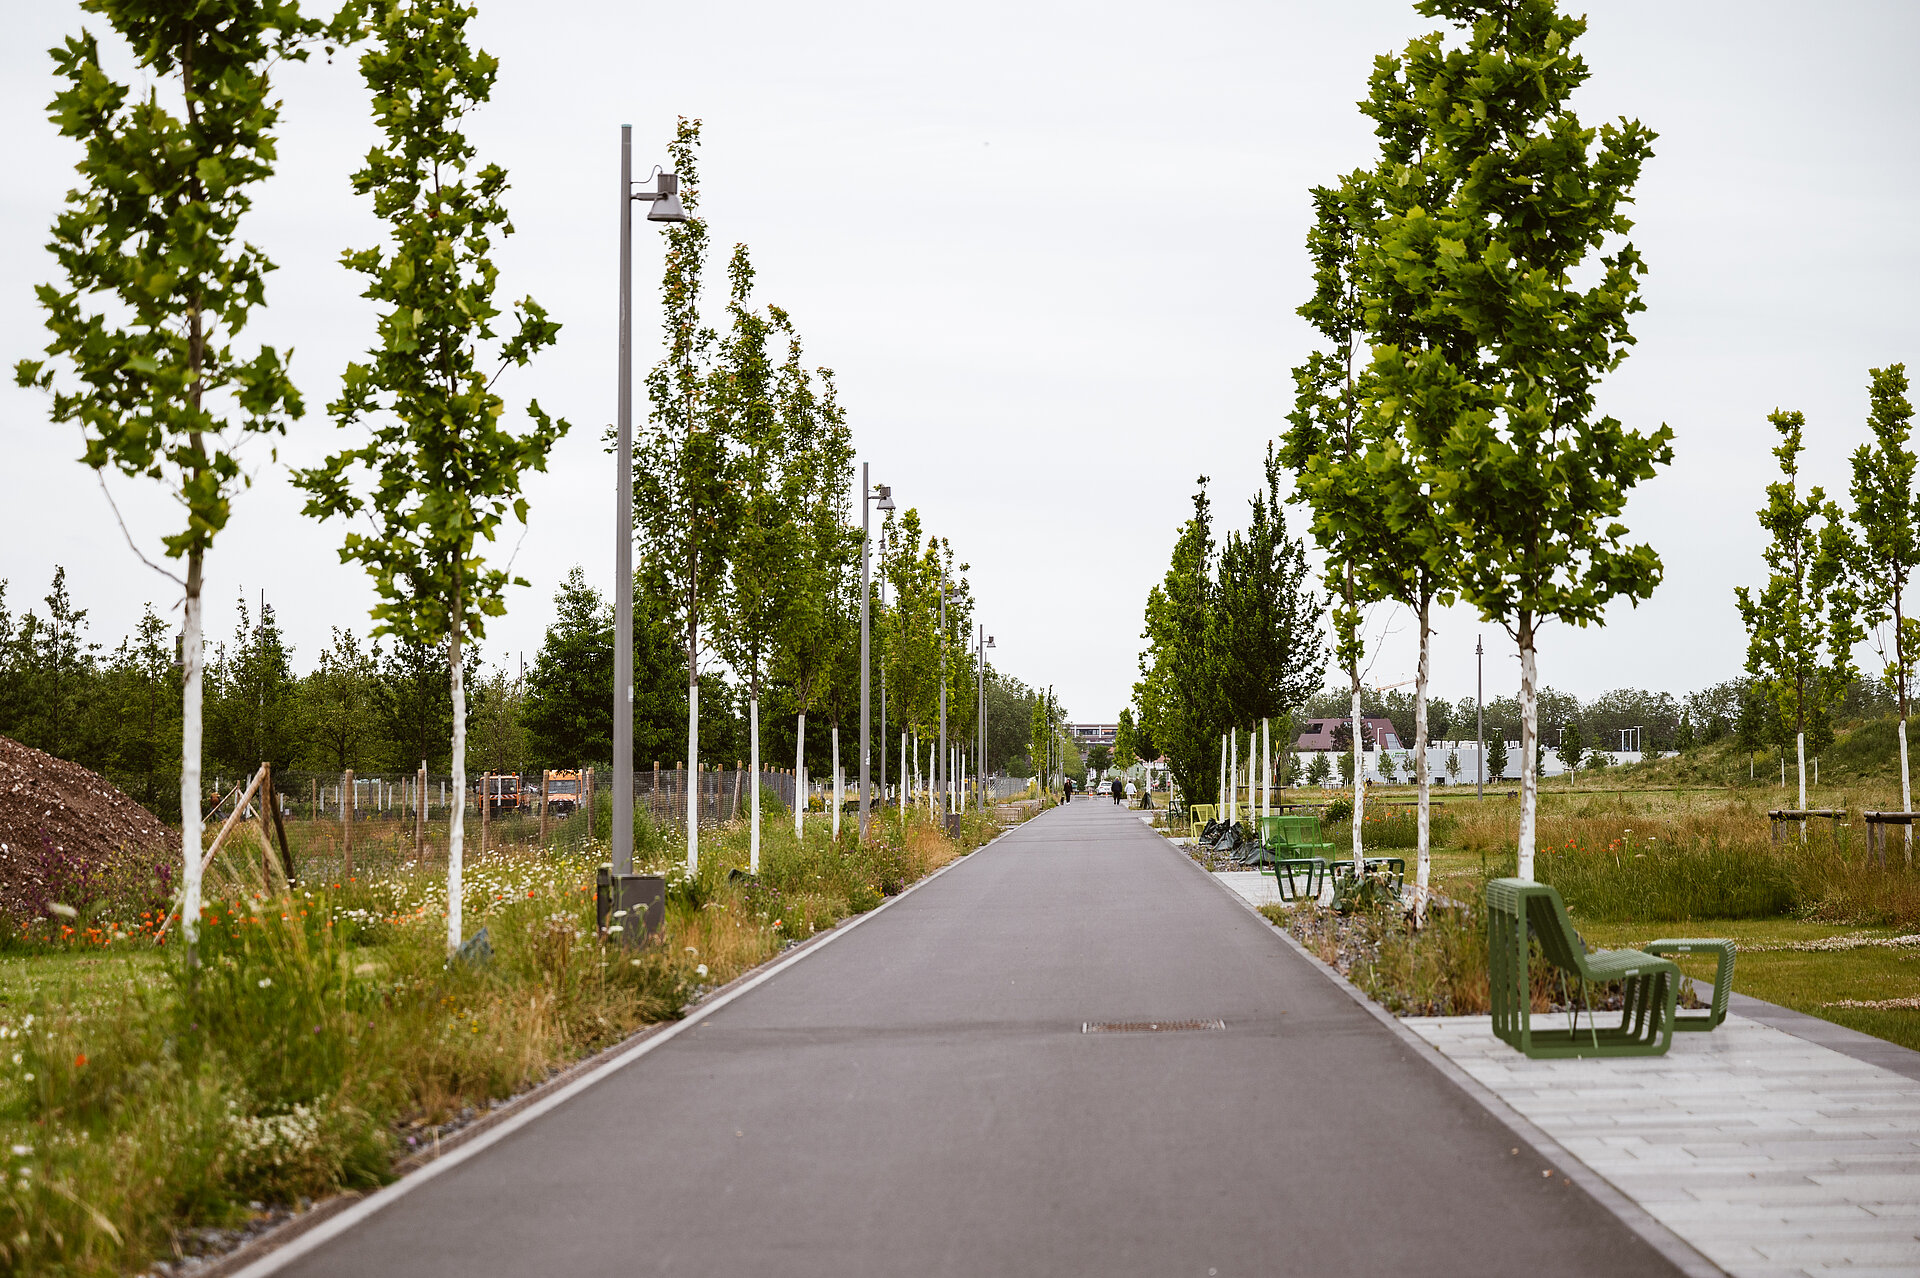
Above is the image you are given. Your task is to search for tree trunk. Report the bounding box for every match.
[1797,731,1807,843]
[1350,681,1364,877]
[180,550,204,970]
[1229,729,1239,825]
[448,618,466,952]
[750,696,761,874]
[1262,718,1270,821]
[1414,595,1432,924]
[794,711,807,840]
[686,680,700,872]
[1516,618,1539,880]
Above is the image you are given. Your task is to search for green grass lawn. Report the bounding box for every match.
[1574,917,1920,1052]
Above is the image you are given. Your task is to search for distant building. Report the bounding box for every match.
[1070,723,1118,748]
[1292,717,1401,752]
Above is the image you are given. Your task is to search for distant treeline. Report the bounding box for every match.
[0,566,1052,824]
[1295,676,1896,756]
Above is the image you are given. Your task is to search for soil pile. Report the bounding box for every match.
[0,736,176,917]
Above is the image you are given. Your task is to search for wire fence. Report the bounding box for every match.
[207,766,1036,833]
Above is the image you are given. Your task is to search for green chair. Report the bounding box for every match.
[1257,814,1332,901]
[1645,938,1736,1032]
[1486,878,1680,1059]
[1187,804,1218,837]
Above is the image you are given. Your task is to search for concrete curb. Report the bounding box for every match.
[1165,838,1726,1278]
[215,819,1027,1278]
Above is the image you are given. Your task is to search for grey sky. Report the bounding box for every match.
[4,1,1918,729]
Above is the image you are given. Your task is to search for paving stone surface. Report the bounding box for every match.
[1409,1014,1920,1278]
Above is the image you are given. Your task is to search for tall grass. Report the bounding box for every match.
[1443,792,1920,927]
[0,807,999,1277]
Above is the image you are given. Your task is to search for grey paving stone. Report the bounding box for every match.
[1406,1011,1920,1274]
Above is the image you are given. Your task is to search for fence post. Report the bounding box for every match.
[415,761,427,858]
[342,769,354,876]
[480,772,490,857]
[586,767,595,840]
[539,769,551,842]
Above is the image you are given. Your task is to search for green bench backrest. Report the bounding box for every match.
[1487,877,1586,973]
[1259,814,1325,847]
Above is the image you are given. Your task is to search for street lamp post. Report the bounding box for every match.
[1475,634,1485,801]
[858,466,894,838]
[938,583,949,827]
[977,626,993,810]
[607,125,687,936]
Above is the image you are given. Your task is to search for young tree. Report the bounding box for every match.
[206,590,298,775]
[633,118,738,871]
[775,351,856,839]
[1395,0,1669,878]
[1847,364,1917,832]
[104,604,181,817]
[1213,449,1325,749]
[1113,707,1138,773]
[1736,411,1860,818]
[1559,719,1585,785]
[16,2,315,961]
[714,246,790,869]
[1136,481,1222,807]
[524,568,614,764]
[296,0,567,951]
[303,628,383,772]
[1283,176,1395,876]
[1485,733,1509,782]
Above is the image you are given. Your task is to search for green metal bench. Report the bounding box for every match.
[1257,814,1331,901]
[1486,878,1680,1059]
[1645,938,1736,1032]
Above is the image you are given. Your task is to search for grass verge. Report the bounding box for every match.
[0,806,1004,1277]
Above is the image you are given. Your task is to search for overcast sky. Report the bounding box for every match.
[5,0,1918,728]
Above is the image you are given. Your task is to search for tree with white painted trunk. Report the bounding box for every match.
[1736,410,1860,834]
[633,119,739,874]
[1393,0,1669,880]
[1847,365,1918,857]
[712,244,792,873]
[296,0,567,951]
[17,0,317,969]
[1283,175,1395,879]
[771,335,856,843]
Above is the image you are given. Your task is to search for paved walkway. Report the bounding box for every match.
[263,798,1686,1277]
[1410,1014,1920,1277]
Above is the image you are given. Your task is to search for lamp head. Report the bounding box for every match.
[644,171,688,223]
[875,484,894,512]
[986,635,996,649]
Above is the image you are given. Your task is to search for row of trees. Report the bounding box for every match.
[0,559,1061,823]
[1738,366,1916,812]
[14,3,1025,951]
[1273,0,1668,908]
[1131,453,1326,809]
[1127,0,1668,907]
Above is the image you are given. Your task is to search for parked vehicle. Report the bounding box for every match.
[544,769,583,816]
[477,772,522,814]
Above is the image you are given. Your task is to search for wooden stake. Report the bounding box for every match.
[342,768,354,877]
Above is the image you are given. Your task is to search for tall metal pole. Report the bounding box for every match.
[613,125,635,876]
[859,462,872,839]
[938,585,948,822]
[879,579,888,807]
[1475,633,1484,802]
[977,625,986,810]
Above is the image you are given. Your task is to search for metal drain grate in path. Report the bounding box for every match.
[1081,1019,1226,1034]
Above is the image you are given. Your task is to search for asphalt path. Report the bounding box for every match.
[278,797,1683,1277]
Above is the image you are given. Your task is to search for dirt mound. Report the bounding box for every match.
[0,736,176,918]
